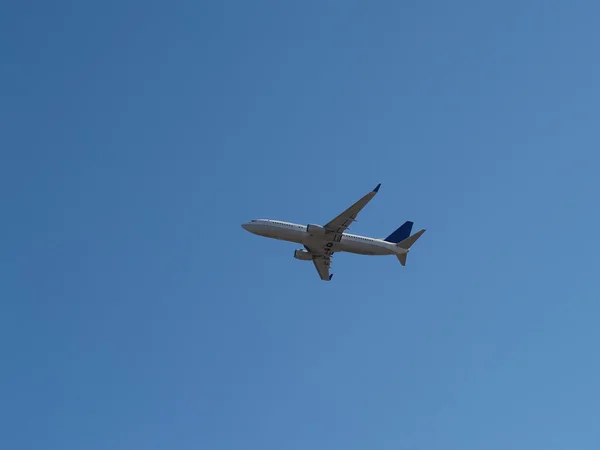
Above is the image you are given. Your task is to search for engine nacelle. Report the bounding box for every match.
[306,224,326,236]
[294,249,313,261]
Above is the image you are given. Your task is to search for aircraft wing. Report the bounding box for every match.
[312,254,333,281]
[304,245,334,281]
[323,183,381,242]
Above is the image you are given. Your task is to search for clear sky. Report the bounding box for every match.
[2,1,600,449]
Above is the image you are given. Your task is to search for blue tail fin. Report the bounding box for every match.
[384,221,413,243]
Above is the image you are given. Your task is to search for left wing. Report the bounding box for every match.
[323,183,381,242]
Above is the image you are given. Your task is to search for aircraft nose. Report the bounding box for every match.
[241,222,250,231]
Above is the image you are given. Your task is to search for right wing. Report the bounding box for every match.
[312,255,333,281]
[304,245,334,281]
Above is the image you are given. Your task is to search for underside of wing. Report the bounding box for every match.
[304,245,334,281]
[323,183,381,241]
[312,255,333,281]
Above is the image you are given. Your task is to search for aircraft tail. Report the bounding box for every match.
[395,229,426,266]
[384,221,413,243]
[397,254,408,266]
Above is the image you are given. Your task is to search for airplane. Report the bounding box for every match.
[241,183,426,281]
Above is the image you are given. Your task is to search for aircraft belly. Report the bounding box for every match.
[339,239,390,256]
[263,228,305,244]
[301,234,393,256]
[279,229,306,244]
[286,231,306,244]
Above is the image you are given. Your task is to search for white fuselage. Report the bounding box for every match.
[241,219,407,256]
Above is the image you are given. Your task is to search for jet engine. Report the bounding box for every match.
[294,249,313,261]
[306,224,326,236]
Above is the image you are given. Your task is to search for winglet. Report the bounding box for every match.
[329,274,334,281]
[373,183,381,193]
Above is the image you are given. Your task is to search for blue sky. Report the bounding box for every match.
[2,1,600,449]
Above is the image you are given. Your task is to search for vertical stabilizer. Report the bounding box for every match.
[384,221,413,243]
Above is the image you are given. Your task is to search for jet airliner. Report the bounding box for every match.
[241,183,426,281]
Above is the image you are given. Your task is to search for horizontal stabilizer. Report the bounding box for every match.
[397,229,426,249]
[395,229,426,267]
